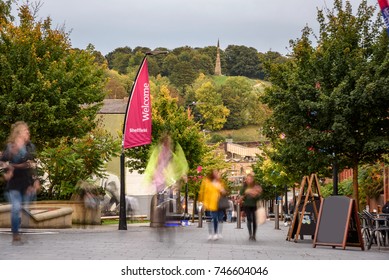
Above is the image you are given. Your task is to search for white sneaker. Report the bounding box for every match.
[208,235,213,240]
[212,234,218,240]
[217,234,223,239]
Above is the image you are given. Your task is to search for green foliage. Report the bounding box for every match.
[221,76,254,129]
[320,162,384,209]
[224,45,261,78]
[258,51,288,80]
[359,163,384,200]
[208,133,225,144]
[170,61,198,90]
[104,43,286,87]
[262,0,389,206]
[195,81,230,131]
[0,4,106,149]
[0,0,13,23]
[104,69,132,99]
[252,151,298,201]
[321,179,353,198]
[209,125,264,142]
[105,46,132,74]
[38,126,121,200]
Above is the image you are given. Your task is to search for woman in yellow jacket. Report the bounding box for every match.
[198,169,226,240]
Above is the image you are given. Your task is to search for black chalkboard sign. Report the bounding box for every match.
[289,196,321,240]
[313,196,364,250]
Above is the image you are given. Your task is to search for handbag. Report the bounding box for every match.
[256,207,266,225]
[218,195,230,210]
[0,162,13,181]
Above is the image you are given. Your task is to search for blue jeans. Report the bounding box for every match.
[209,210,224,235]
[227,210,232,222]
[7,190,32,234]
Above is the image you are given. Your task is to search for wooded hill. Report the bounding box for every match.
[90,45,279,135]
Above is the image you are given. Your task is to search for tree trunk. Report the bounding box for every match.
[352,161,359,212]
[332,156,339,195]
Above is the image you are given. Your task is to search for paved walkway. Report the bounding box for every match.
[0,220,388,260]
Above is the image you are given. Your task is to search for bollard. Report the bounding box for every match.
[236,204,242,229]
[198,206,203,228]
[275,202,280,230]
[150,193,165,228]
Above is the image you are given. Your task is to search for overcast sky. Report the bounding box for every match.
[13,0,379,55]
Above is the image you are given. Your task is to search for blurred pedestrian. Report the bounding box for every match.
[0,121,40,245]
[198,169,226,240]
[78,179,102,228]
[144,133,188,238]
[239,173,262,241]
[144,133,188,196]
[226,197,234,222]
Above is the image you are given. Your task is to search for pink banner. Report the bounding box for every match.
[378,0,389,35]
[123,58,152,148]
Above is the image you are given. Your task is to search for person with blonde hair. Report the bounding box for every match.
[0,121,40,245]
[198,169,226,240]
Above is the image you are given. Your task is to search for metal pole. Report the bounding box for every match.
[284,185,288,215]
[118,152,127,230]
[236,203,242,229]
[191,199,195,224]
[198,206,203,228]
[185,183,188,215]
[275,199,280,230]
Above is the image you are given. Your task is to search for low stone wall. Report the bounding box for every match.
[0,204,73,229]
[0,200,101,229]
[35,201,101,225]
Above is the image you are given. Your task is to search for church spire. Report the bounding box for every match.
[214,39,222,76]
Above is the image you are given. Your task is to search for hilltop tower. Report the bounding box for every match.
[214,39,222,76]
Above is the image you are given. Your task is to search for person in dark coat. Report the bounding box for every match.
[239,173,262,241]
[0,121,40,245]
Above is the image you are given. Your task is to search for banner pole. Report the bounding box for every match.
[119,150,127,230]
[119,51,168,230]
[118,56,147,230]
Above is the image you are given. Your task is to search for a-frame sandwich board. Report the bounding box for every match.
[287,174,322,242]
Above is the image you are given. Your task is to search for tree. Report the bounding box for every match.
[258,51,289,80]
[252,154,293,202]
[220,76,253,129]
[39,125,121,200]
[86,43,107,66]
[105,46,132,74]
[199,46,227,74]
[0,4,106,149]
[194,81,230,131]
[0,0,13,23]
[104,69,132,99]
[190,53,214,75]
[262,0,389,208]
[169,61,198,91]
[224,45,261,78]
